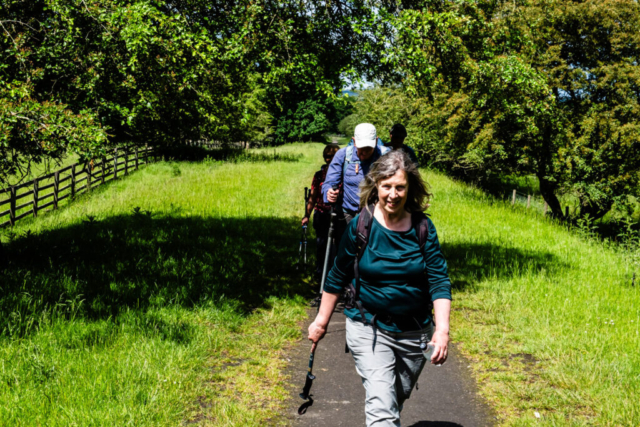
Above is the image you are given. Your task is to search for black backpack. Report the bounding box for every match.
[344,204,432,323]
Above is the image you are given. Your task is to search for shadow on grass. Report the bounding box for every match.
[0,213,314,337]
[443,242,564,292]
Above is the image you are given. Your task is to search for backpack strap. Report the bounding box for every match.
[411,211,430,251]
[350,204,375,324]
[412,211,434,313]
[343,144,361,177]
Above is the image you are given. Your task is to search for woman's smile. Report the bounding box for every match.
[378,169,408,216]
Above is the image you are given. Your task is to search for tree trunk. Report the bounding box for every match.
[537,125,564,218]
[538,174,563,218]
[579,200,612,221]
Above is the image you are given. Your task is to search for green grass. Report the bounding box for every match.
[0,143,329,425]
[4,153,81,189]
[425,171,640,425]
[2,142,638,425]
[486,173,640,230]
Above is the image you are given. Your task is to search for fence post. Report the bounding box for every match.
[101,157,106,184]
[9,186,16,226]
[511,189,516,206]
[86,162,92,191]
[543,201,548,215]
[33,179,39,218]
[135,147,139,170]
[526,195,531,209]
[53,171,60,209]
[114,148,118,180]
[125,148,129,175]
[71,164,76,198]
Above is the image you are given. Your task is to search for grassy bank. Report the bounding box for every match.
[0,143,325,425]
[2,142,638,425]
[425,172,640,425]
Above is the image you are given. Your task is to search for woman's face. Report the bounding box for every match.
[377,169,408,215]
[324,151,336,164]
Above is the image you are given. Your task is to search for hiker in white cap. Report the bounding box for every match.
[322,123,390,239]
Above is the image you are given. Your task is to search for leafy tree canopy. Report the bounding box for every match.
[389,0,640,220]
[1,0,408,184]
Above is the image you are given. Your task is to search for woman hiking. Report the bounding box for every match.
[308,150,452,427]
[301,144,339,284]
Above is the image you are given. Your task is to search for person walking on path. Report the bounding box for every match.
[322,123,389,239]
[383,124,419,166]
[302,144,339,283]
[308,150,452,427]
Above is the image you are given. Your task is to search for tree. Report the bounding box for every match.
[1,0,417,182]
[390,0,640,219]
[1,0,255,185]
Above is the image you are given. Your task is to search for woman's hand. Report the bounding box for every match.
[301,216,309,227]
[308,292,340,343]
[326,188,339,203]
[429,329,449,365]
[430,298,451,365]
[308,320,327,343]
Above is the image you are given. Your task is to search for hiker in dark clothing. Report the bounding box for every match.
[302,144,339,282]
[383,123,419,166]
[308,150,452,427]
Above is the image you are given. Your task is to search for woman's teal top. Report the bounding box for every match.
[323,214,452,332]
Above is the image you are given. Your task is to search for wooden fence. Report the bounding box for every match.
[0,140,260,229]
[510,189,548,213]
[0,146,156,228]
[510,189,574,218]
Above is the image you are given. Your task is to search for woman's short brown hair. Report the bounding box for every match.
[359,150,431,213]
[323,144,339,158]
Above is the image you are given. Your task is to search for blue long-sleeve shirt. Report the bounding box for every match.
[322,145,386,212]
[323,214,452,332]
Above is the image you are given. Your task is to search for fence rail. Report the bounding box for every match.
[509,189,550,214]
[0,146,155,228]
[0,140,252,229]
[0,140,262,229]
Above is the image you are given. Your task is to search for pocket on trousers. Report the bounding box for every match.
[345,317,373,350]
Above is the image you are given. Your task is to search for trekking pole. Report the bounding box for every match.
[319,185,339,296]
[303,188,310,264]
[298,342,317,414]
[297,225,307,270]
[297,188,310,270]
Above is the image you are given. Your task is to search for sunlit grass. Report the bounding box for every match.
[2,142,637,425]
[0,143,326,426]
[424,171,640,426]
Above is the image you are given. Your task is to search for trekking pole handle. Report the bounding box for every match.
[299,342,317,400]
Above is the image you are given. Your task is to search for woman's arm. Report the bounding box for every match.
[429,298,451,364]
[307,218,359,343]
[322,149,345,204]
[302,184,320,226]
[422,218,452,364]
[308,291,341,343]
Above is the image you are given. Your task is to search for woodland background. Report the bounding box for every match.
[2,0,640,223]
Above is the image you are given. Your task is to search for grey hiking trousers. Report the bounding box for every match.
[346,317,433,427]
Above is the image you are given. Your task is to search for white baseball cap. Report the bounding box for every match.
[353,123,377,149]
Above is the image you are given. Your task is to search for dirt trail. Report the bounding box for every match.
[287,307,495,427]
